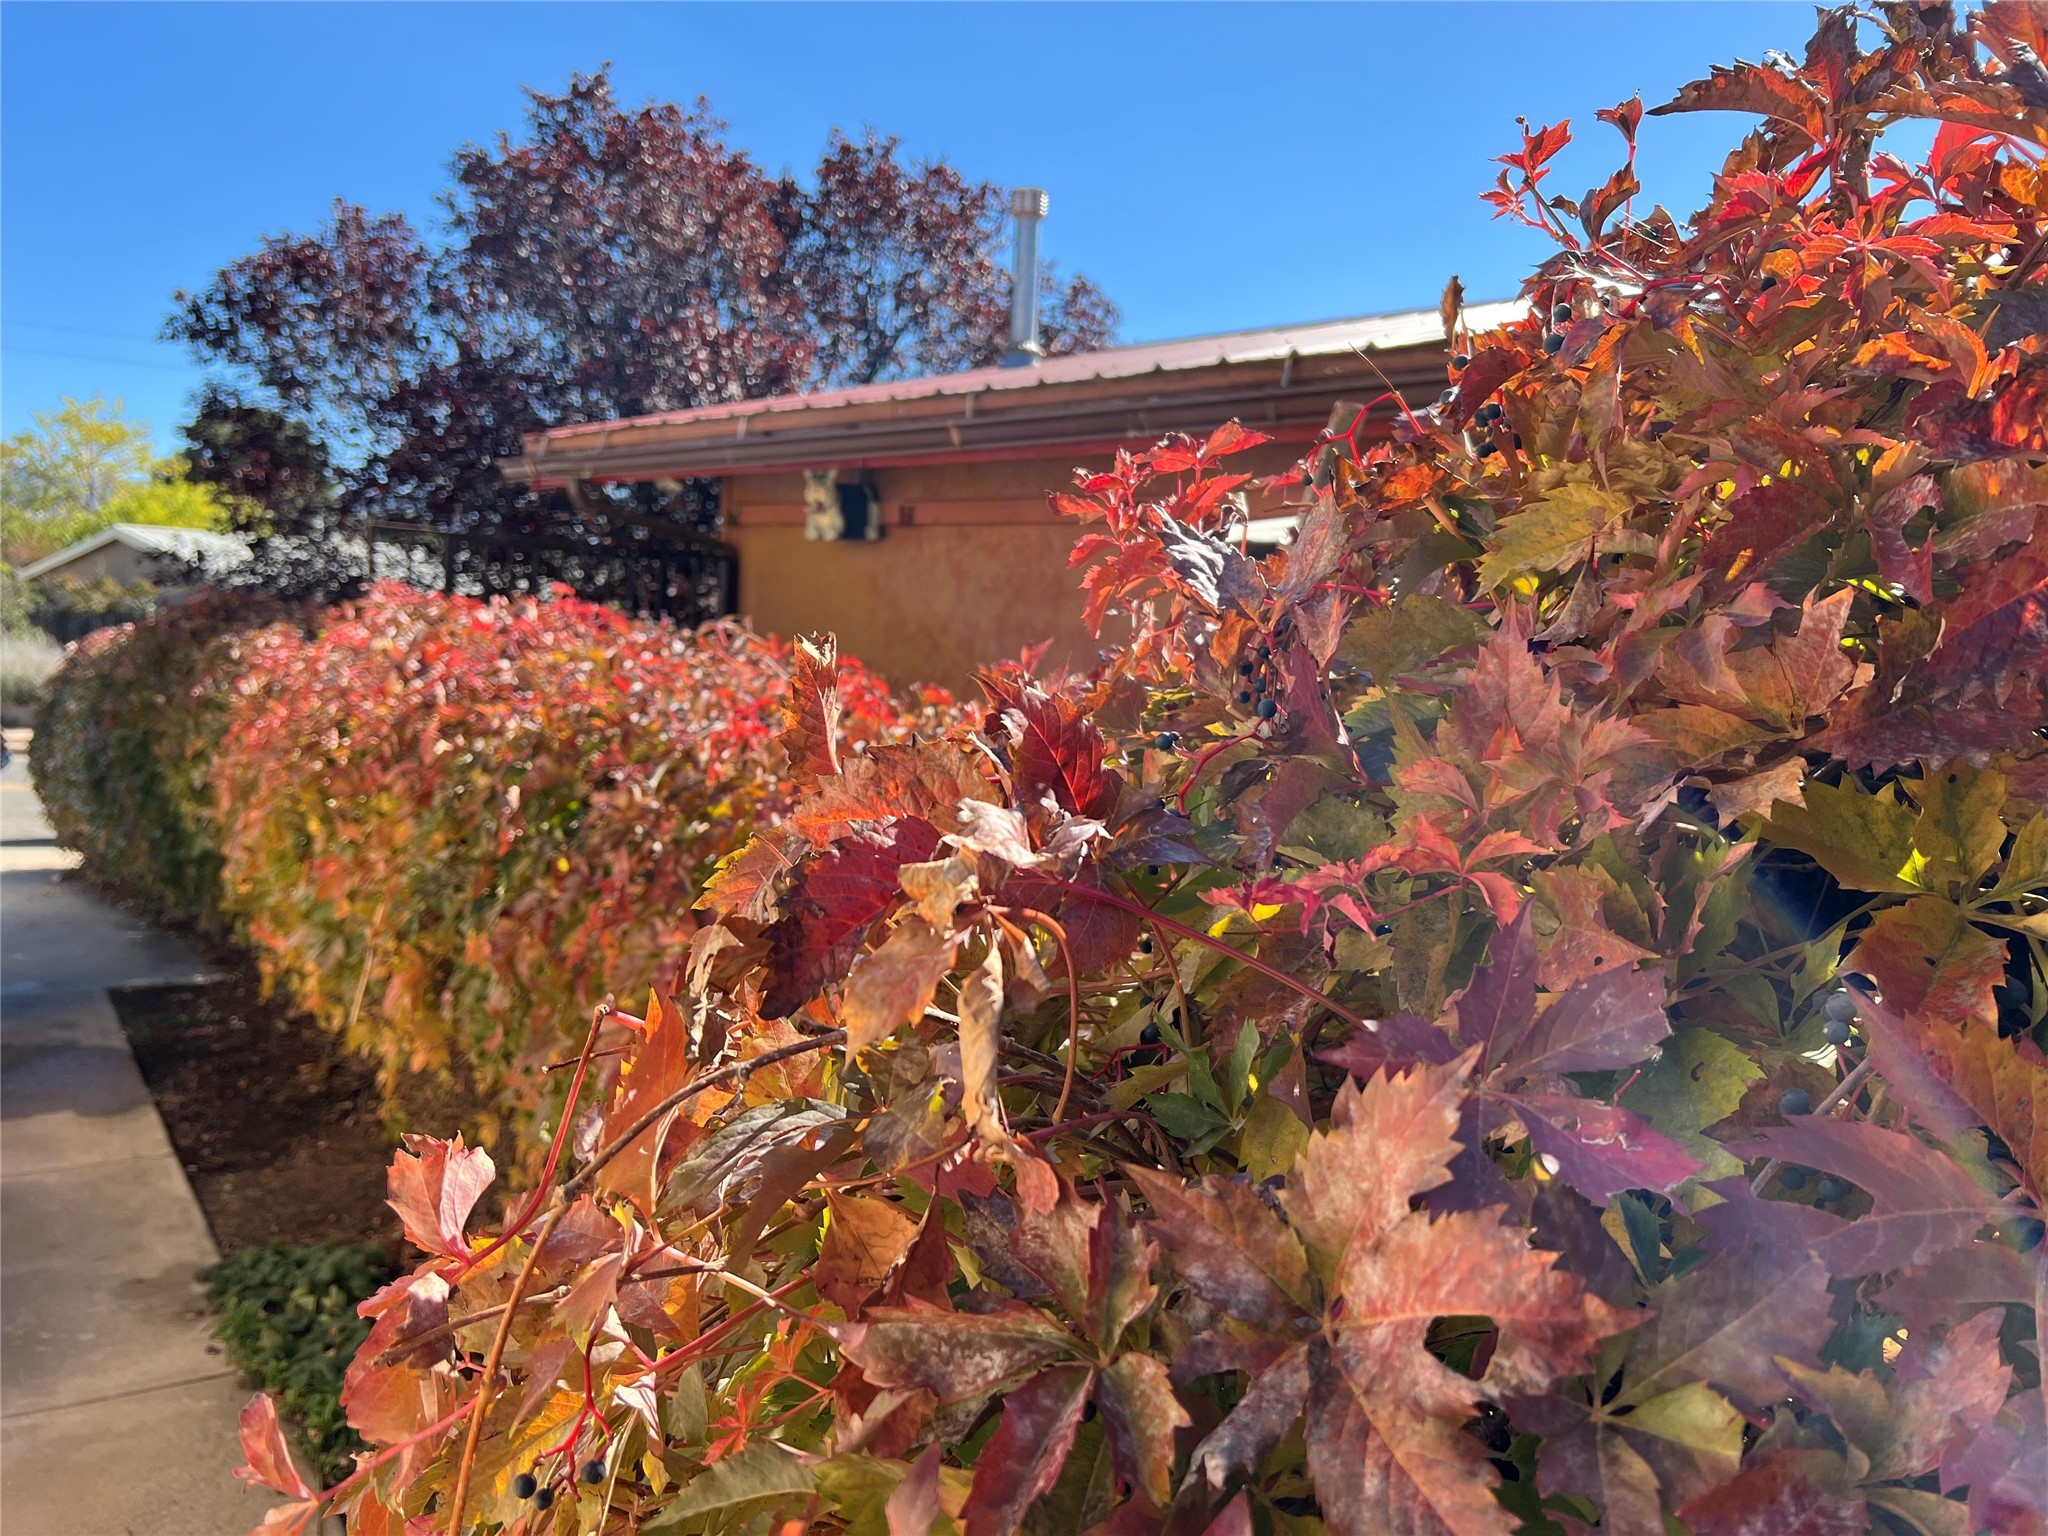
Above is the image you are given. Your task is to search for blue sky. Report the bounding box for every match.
[2,1,1824,445]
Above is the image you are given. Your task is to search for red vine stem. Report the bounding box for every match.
[1051,877,1371,1033]
[316,1395,480,1511]
[452,1002,610,1284]
[1174,731,1254,813]
[444,1201,564,1534]
[561,1028,848,1203]
[990,907,1082,1123]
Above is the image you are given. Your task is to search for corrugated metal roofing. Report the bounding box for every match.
[533,299,1527,444]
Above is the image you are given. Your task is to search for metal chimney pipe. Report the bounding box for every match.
[1002,187,1049,368]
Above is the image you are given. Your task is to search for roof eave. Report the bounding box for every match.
[502,341,1456,486]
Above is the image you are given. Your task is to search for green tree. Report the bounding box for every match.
[1,396,229,565]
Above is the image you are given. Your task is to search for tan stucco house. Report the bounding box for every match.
[502,302,1519,687]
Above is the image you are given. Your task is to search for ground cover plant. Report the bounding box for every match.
[204,1242,398,1484]
[224,5,2046,1530]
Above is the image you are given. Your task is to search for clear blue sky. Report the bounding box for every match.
[2,1,1824,445]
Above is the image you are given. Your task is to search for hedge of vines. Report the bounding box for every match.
[33,589,273,928]
[233,8,2048,1536]
[35,582,949,1136]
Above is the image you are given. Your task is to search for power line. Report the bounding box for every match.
[3,320,168,346]
[0,343,198,372]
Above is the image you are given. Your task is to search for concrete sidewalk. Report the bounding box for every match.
[1,756,278,1534]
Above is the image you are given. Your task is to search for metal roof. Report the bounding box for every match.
[530,300,1528,445]
[17,523,253,582]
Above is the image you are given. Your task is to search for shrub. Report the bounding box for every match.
[235,9,2048,1535]
[0,624,62,726]
[38,581,948,1136]
[201,1242,395,1484]
[31,590,273,923]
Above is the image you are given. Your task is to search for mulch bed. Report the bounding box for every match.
[112,967,403,1257]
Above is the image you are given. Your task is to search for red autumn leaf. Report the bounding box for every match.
[762,817,942,1018]
[1127,1165,1316,1331]
[1676,1450,1867,1536]
[1500,963,1670,1081]
[790,738,997,841]
[1846,897,2009,1030]
[1729,1117,2001,1276]
[1093,1351,1190,1508]
[385,1133,495,1260]
[1877,1307,2012,1480]
[962,1363,1094,1536]
[597,988,702,1201]
[246,1501,326,1536]
[235,1393,316,1499]
[1506,1093,1702,1202]
[977,672,1123,821]
[780,635,842,778]
[837,1300,1082,1405]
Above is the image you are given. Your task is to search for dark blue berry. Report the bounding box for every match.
[1236,690,1253,705]
[512,1473,538,1501]
[1815,1176,1849,1204]
[1439,388,1457,406]
[1824,991,1858,1023]
[1779,1088,1813,1117]
[1544,332,1564,354]
[1478,439,1497,456]
[1255,698,1278,719]
[1154,732,1179,751]
[1779,1165,1808,1191]
[1253,676,1267,692]
[534,1486,555,1510]
[1238,660,1255,675]
[581,1459,606,1485]
[1451,353,1470,369]
[1759,274,1778,290]
[1552,303,1573,325]
[1823,1016,1852,1047]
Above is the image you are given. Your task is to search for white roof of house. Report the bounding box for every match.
[17,523,253,582]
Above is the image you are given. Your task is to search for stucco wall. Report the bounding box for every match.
[727,518,1114,688]
[722,445,1302,689]
[31,543,162,587]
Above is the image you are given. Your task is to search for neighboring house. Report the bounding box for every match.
[503,300,1518,687]
[16,523,252,589]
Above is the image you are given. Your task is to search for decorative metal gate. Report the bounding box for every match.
[363,511,737,628]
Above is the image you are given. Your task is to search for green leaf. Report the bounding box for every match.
[1909,764,2008,889]
[1865,1487,1974,1536]
[1477,482,1631,587]
[1237,1090,1312,1180]
[1147,1091,1231,1143]
[1760,777,1926,894]
[1614,1191,1664,1285]
[1335,594,1490,681]
[1224,1020,1259,1114]
[1110,1059,1188,1111]
[1620,1026,1761,1184]
[1984,808,2048,905]
[1278,792,1392,865]
[644,1441,816,1531]
[1620,1381,1746,1463]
